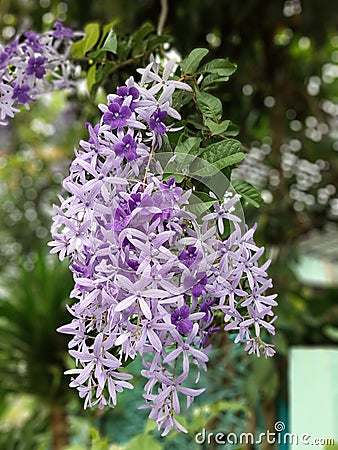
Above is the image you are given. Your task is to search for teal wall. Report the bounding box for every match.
[289,348,338,450]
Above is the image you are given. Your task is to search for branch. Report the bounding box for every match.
[157,0,168,36]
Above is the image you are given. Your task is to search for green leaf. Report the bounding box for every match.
[175,136,202,155]
[172,89,193,108]
[71,40,85,58]
[71,22,100,57]
[86,48,103,58]
[95,64,105,84]
[126,433,162,450]
[147,34,172,52]
[200,138,242,162]
[222,121,239,136]
[101,28,117,53]
[117,39,131,60]
[193,191,216,203]
[143,419,158,434]
[131,22,154,56]
[102,19,119,41]
[205,118,230,136]
[89,428,109,450]
[219,218,231,239]
[162,152,199,182]
[187,191,215,216]
[86,64,96,93]
[180,48,209,74]
[195,90,222,120]
[131,22,154,44]
[160,134,173,153]
[162,172,185,183]
[194,139,244,175]
[199,58,237,76]
[231,178,263,208]
[201,73,230,88]
[192,153,244,177]
[186,115,207,130]
[214,153,245,170]
[83,23,100,54]
[210,400,246,414]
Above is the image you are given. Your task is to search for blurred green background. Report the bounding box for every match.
[0,0,337,449]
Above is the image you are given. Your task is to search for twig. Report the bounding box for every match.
[157,0,168,36]
[142,142,156,187]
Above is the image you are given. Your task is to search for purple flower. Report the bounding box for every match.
[26,56,47,79]
[184,272,208,298]
[112,208,131,231]
[12,84,32,104]
[178,246,199,268]
[149,109,167,134]
[199,297,217,324]
[53,21,74,38]
[0,51,9,70]
[49,56,278,435]
[86,122,100,144]
[0,25,75,126]
[171,305,193,334]
[24,31,43,51]
[128,193,142,211]
[165,324,209,373]
[114,134,138,161]
[192,275,208,297]
[103,102,132,129]
[4,39,18,56]
[240,305,276,338]
[117,85,139,99]
[159,176,183,202]
[116,85,139,110]
[137,59,192,94]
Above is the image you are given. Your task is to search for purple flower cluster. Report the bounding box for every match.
[0,22,75,126]
[50,60,277,434]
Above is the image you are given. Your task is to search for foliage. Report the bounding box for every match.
[0,396,49,450]
[0,90,83,275]
[0,249,74,402]
[0,250,75,449]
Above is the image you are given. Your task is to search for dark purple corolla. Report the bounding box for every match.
[26,56,47,79]
[159,176,183,202]
[178,246,199,268]
[116,85,139,110]
[0,51,9,70]
[149,108,167,134]
[114,134,138,161]
[12,84,32,104]
[171,305,193,334]
[53,21,74,38]
[103,102,132,129]
[24,31,43,52]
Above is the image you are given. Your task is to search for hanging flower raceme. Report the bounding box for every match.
[49,59,277,435]
[0,21,76,126]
